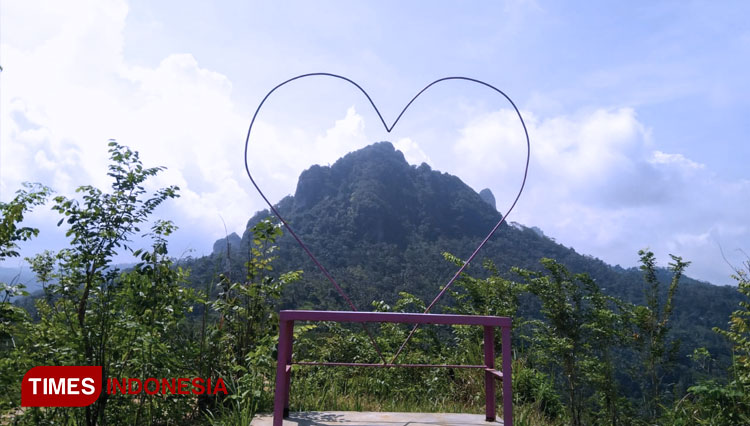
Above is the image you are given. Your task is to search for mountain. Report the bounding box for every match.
[193,141,740,375]
[479,188,497,211]
[0,266,42,298]
[273,142,500,245]
[212,232,241,256]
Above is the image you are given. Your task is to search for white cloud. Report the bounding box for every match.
[650,150,705,170]
[1,0,387,261]
[394,137,430,165]
[1,0,254,258]
[314,106,369,161]
[245,105,371,203]
[453,107,747,285]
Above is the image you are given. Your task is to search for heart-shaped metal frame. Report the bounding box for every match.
[244,73,530,363]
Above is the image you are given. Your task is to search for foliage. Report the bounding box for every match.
[0,182,52,260]
[513,258,630,426]
[444,255,527,321]
[633,249,690,419]
[0,182,51,412]
[512,359,564,420]
[5,141,199,425]
[715,259,750,385]
[665,380,750,425]
[5,140,750,425]
[203,218,302,421]
[665,259,750,425]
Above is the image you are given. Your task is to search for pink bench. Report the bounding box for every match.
[273,310,513,425]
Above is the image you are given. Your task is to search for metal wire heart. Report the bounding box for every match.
[243,73,530,363]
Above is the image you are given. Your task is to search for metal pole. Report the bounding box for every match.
[484,326,496,422]
[502,325,513,426]
[273,318,293,425]
[284,320,293,417]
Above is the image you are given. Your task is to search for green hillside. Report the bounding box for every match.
[192,142,739,385]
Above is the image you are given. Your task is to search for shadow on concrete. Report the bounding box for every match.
[279,412,404,425]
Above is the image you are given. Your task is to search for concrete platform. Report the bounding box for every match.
[250,411,503,425]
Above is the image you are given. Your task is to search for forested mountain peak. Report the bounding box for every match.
[211,142,741,382]
[246,141,501,247]
[479,188,497,211]
[211,232,241,255]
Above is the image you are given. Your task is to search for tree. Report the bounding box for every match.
[666,258,750,425]
[21,141,181,426]
[0,183,50,411]
[716,258,750,385]
[205,218,301,420]
[514,258,629,426]
[0,182,51,260]
[632,249,689,419]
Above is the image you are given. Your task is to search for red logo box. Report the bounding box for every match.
[22,366,102,407]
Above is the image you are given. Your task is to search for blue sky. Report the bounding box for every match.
[1,0,749,286]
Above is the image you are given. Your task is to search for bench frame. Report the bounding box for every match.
[272,310,512,425]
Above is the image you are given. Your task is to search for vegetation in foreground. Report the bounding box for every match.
[1,141,750,425]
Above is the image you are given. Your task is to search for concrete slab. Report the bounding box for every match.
[250,411,504,425]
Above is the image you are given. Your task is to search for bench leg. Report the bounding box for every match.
[484,326,496,422]
[502,326,513,425]
[273,319,293,425]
